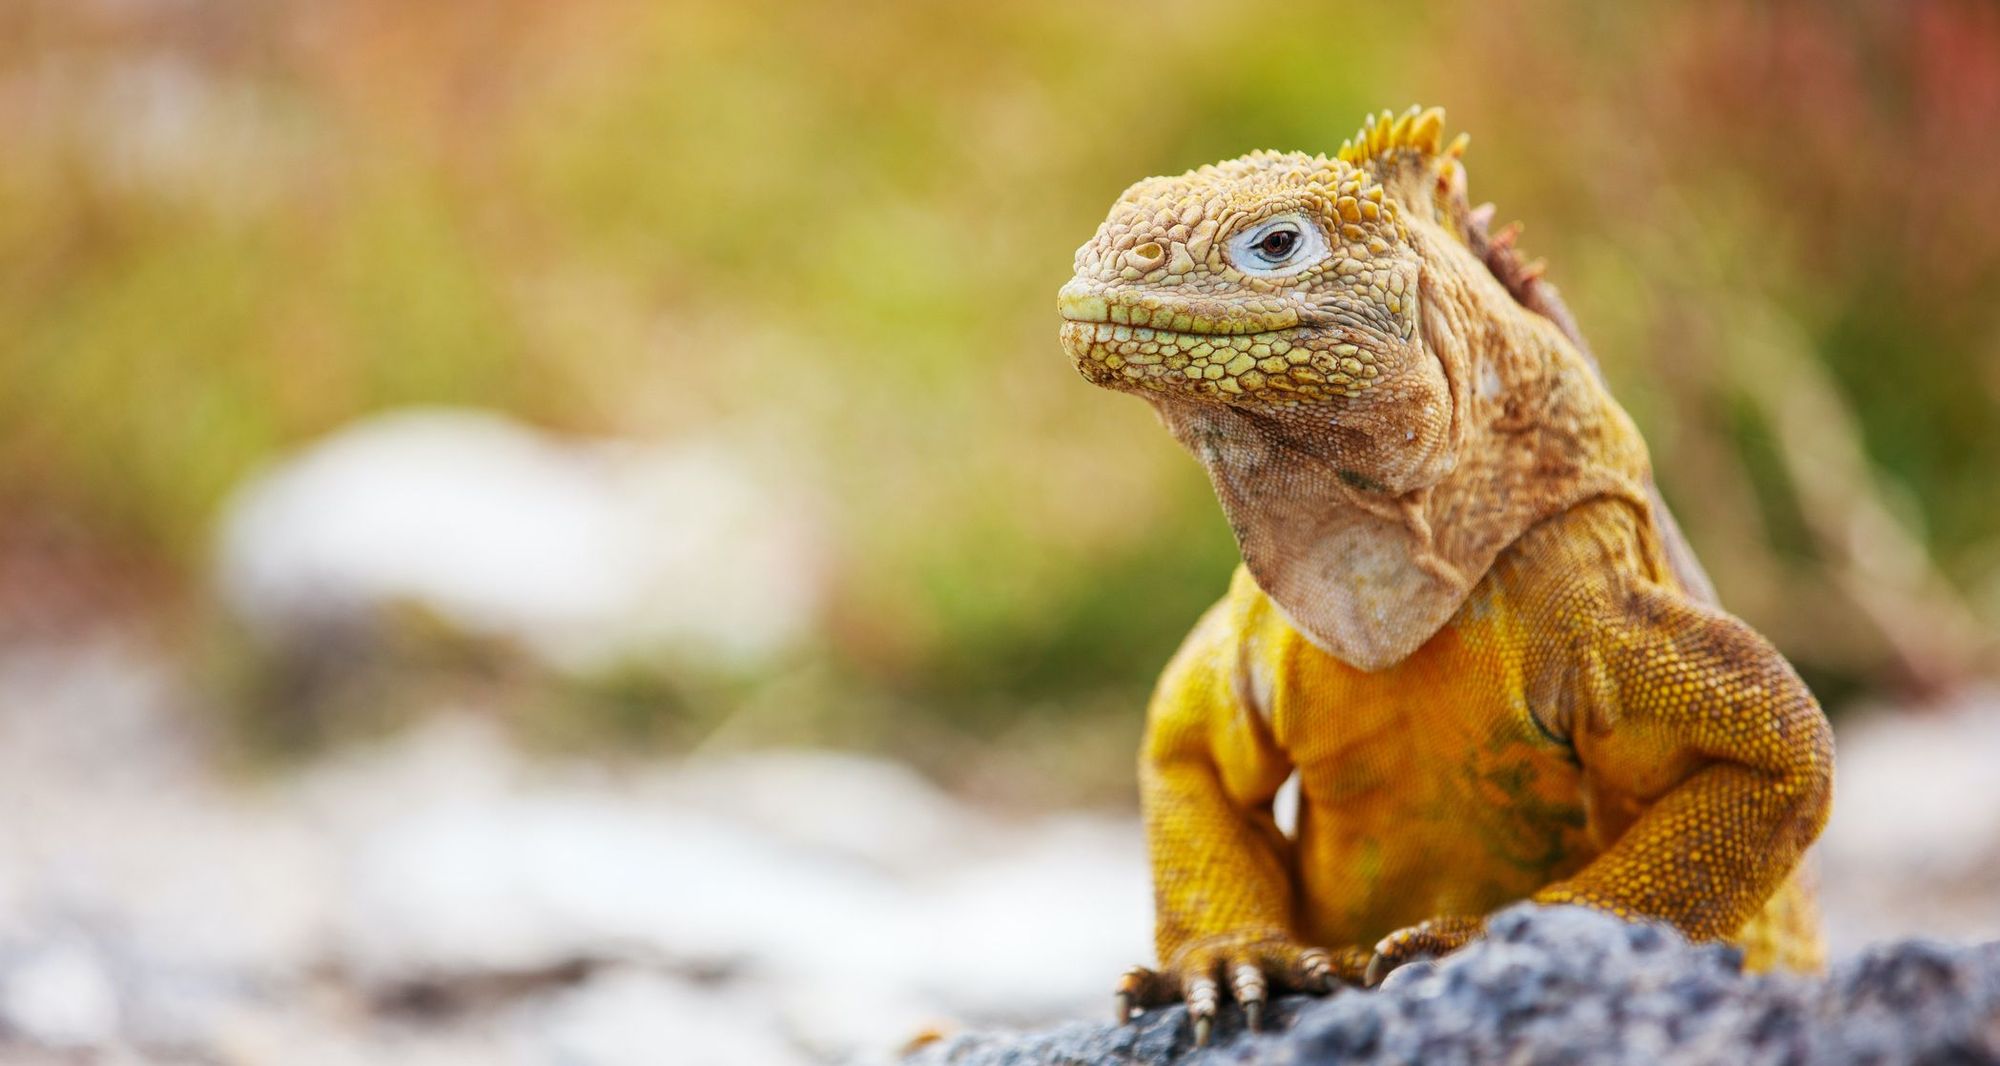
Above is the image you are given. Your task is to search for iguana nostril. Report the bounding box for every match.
[1126,242,1166,270]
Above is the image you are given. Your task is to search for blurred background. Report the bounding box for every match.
[1,0,1997,1063]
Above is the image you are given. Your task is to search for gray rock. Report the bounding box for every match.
[907,905,2000,1066]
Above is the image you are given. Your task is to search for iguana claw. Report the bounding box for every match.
[1110,940,1364,1045]
[1364,915,1486,987]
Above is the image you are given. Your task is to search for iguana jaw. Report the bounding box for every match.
[1059,281,1381,405]
[1058,317,1367,402]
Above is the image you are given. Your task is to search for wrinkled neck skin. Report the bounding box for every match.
[1152,220,1654,672]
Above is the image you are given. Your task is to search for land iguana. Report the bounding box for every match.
[1056,106,1833,1045]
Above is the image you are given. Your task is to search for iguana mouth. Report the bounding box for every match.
[1057,281,1304,336]
[1061,320,1299,348]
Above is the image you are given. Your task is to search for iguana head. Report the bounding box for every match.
[1059,107,1654,670]
[1058,108,1478,495]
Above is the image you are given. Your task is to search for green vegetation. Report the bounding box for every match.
[2,0,1995,752]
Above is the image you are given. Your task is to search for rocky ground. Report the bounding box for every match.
[0,634,1996,1064]
[0,637,1147,1065]
[910,906,2000,1066]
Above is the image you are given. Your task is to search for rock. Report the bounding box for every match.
[0,936,121,1050]
[907,814,1150,1021]
[315,721,1149,1045]
[1818,693,2000,951]
[511,966,814,1066]
[213,408,825,674]
[907,905,2000,1066]
[660,750,996,877]
[0,657,1068,1062]
[330,766,911,986]
[0,639,333,1058]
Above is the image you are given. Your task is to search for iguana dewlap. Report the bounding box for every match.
[1056,107,1833,1044]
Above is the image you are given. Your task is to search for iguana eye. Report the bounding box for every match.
[1257,230,1297,259]
[1227,212,1329,278]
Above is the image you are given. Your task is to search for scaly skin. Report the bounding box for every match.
[1057,108,1834,1044]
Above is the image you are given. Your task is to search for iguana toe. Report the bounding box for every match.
[1115,937,1366,1045]
[1365,914,1487,986]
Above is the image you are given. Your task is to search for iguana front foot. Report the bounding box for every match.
[1363,914,1487,986]
[1114,937,1368,1045]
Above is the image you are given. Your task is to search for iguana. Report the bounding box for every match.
[1056,106,1833,1045]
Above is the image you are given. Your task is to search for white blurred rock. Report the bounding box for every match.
[660,750,992,876]
[213,408,824,673]
[1818,692,2000,950]
[514,968,811,1066]
[311,721,1150,1050]
[332,786,909,986]
[1822,696,2000,875]
[0,641,332,992]
[0,938,121,1050]
[908,814,1150,1021]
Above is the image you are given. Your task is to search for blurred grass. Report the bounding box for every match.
[1,0,1997,748]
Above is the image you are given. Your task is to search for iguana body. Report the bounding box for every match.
[1056,107,1833,1042]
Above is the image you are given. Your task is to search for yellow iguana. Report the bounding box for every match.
[1056,106,1833,1045]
